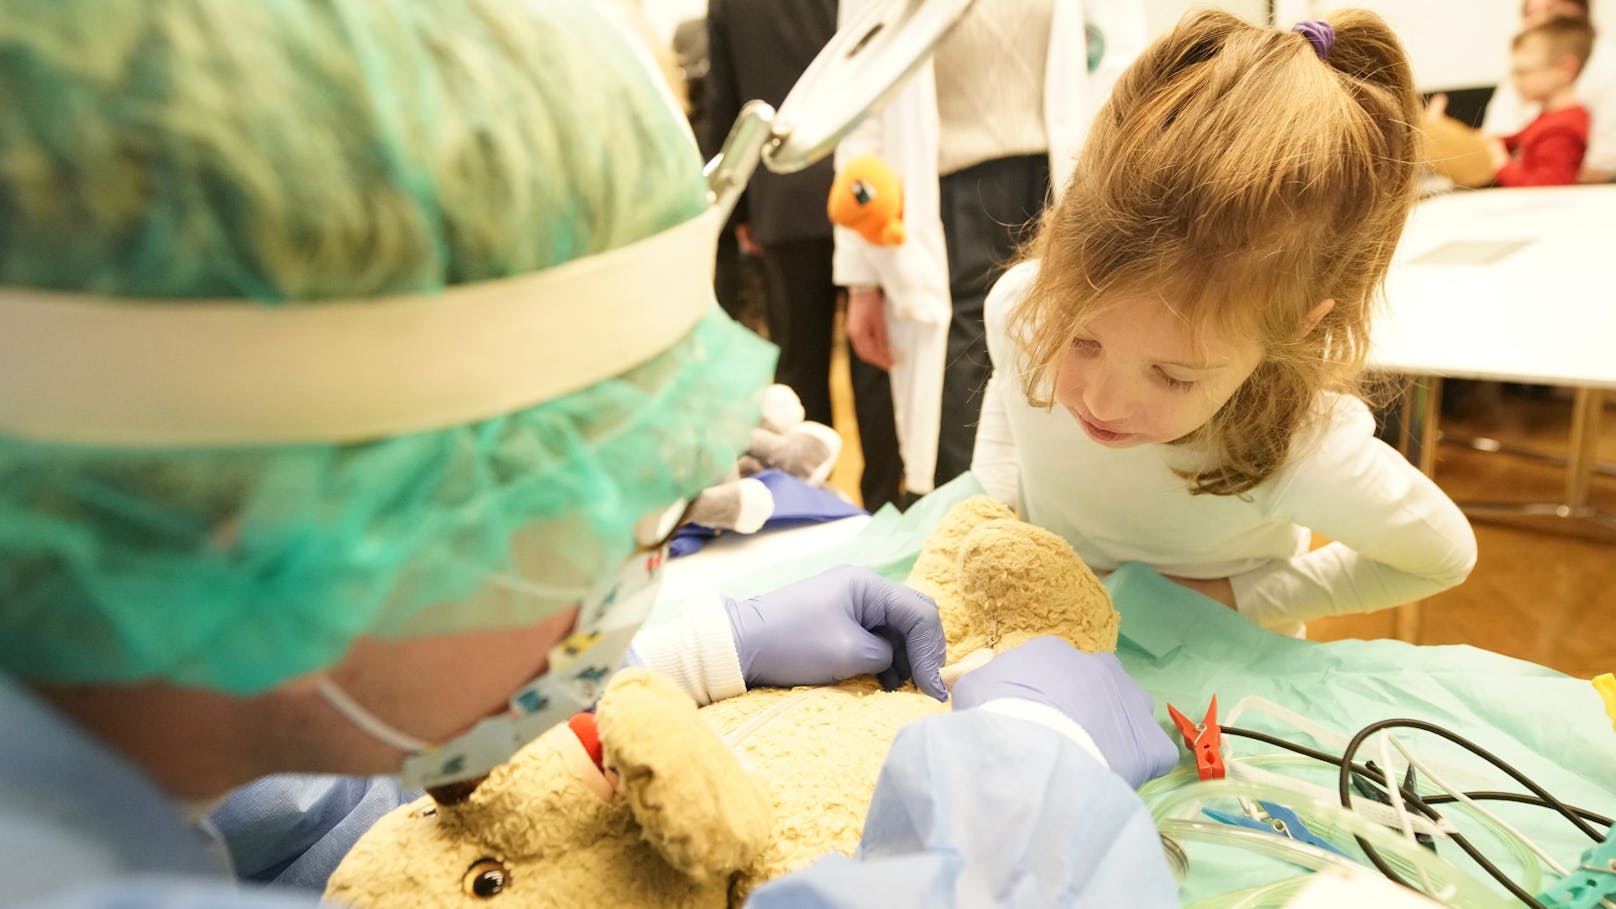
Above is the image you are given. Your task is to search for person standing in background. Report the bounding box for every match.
[598,0,691,113]
[705,0,905,510]
[675,13,766,334]
[836,0,1149,496]
[1481,0,1616,182]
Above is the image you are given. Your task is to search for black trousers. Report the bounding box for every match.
[760,237,904,511]
[933,154,1052,488]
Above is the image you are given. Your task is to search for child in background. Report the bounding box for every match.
[1423,17,1596,188]
[1482,0,1616,184]
[1492,17,1595,186]
[971,10,1477,633]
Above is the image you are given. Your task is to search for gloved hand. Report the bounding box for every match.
[953,637,1178,787]
[724,565,947,700]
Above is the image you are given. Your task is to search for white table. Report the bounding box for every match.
[651,516,871,626]
[1369,185,1616,637]
[1373,186,1616,390]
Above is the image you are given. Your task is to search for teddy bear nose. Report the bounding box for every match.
[426,775,489,806]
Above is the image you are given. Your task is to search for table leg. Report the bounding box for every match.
[1395,376,1417,454]
[1566,388,1604,509]
[1455,386,1616,534]
[1394,375,1443,473]
[1393,376,1443,643]
[1416,376,1443,477]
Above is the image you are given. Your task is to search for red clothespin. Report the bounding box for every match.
[1166,695,1226,780]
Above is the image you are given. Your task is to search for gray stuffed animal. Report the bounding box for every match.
[684,385,843,533]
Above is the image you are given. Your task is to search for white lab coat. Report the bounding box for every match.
[831,0,1147,492]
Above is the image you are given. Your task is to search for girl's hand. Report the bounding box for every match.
[1163,575,1237,611]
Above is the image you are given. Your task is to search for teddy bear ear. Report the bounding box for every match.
[597,669,770,880]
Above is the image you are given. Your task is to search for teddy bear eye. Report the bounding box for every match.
[462,858,510,898]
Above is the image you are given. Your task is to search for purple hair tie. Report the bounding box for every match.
[1292,20,1336,59]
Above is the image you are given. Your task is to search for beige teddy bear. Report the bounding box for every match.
[325,496,1118,909]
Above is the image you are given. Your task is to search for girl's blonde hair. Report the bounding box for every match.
[1013,9,1421,495]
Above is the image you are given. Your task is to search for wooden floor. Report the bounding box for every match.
[825,325,1615,680]
[1309,384,1616,680]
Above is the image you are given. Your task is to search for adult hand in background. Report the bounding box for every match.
[736,222,764,257]
[846,287,894,370]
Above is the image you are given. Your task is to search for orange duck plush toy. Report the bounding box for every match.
[827,154,905,246]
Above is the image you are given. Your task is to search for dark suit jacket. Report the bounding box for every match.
[705,0,837,247]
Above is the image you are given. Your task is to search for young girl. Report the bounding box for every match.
[971,10,1477,632]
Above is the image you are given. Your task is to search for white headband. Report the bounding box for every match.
[0,207,721,447]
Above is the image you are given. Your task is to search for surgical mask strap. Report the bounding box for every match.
[313,546,665,789]
[316,677,432,754]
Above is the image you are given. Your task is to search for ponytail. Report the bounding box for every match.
[1014,8,1421,495]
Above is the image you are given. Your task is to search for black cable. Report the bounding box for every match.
[1221,724,1365,770]
[1339,719,1612,908]
[1431,827,1551,908]
[1420,792,1614,829]
[1220,725,1540,902]
[1220,722,1610,908]
[1339,719,1607,843]
[1220,726,1614,830]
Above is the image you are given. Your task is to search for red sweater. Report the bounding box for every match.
[1496,105,1590,187]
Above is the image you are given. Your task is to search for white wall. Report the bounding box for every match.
[1145,0,1267,35]
[645,0,708,44]
[647,0,1616,91]
[1158,0,1616,90]
[1271,0,1515,90]
[648,0,1272,43]
[1275,0,1616,91]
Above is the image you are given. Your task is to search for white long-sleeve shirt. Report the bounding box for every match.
[972,262,1477,629]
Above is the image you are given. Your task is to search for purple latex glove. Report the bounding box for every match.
[724,565,948,700]
[953,637,1178,788]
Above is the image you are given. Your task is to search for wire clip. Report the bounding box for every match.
[1167,696,1226,780]
[1593,674,1616,737]
[1203,800,1353,858]
[1538,835,1616,908]
[1355,761,1437,851]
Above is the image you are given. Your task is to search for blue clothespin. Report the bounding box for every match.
[1202,801,1353,859]
[1537,836,1616,909]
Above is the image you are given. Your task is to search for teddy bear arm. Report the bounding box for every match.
[599,669,772,881]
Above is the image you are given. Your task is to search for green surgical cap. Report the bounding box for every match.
[0,0,777,692]
[0,0,706,298]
